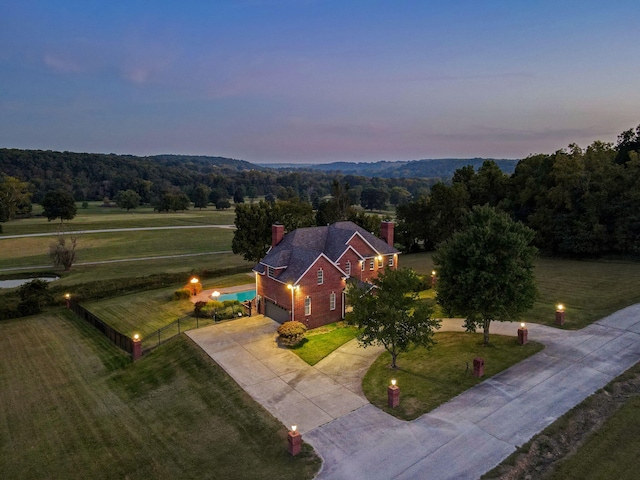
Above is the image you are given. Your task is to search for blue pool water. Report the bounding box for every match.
[218,289,256,303]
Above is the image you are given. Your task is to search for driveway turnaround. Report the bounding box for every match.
[188,306,640,480]
[187,316,384,434]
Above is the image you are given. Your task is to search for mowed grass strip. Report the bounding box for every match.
[0,311,320,480]
[289,322,359,365]
[401,253,640,329]
[0,204,237,236]
[0,228,235,269]
[363,332,544,421]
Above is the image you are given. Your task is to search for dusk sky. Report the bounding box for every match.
[1,1,639,164]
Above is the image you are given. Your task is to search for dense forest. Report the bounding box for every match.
[0,149,435,207]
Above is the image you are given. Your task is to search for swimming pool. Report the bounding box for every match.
[217,289,256,303]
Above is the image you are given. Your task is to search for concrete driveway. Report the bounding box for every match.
[188,306,640,480]
[187,315,382,434]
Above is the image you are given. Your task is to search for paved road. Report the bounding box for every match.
[0,224,235,240]
[188,307,640,480]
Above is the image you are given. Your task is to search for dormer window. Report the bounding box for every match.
[317,268,324,285]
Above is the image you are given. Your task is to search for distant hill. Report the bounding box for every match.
[263,158,518,178]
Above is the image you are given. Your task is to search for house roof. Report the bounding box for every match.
[253,221,399,284]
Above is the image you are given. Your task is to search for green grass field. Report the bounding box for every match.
[0,310,320,479]
[402,252,640,329]
[1,203,237,236]
[363,332,544,420]
[83,273,254,349]
[289,321,359,365]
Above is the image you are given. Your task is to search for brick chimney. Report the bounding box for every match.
[380,221,394,247]
[272,224,284,248]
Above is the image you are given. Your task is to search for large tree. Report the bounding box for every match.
[115,189,141,212]
[232,200,315,262]
[0,175,32,221]
[346,268,440,369]
[41,189,77,223]
[434,205,537,345]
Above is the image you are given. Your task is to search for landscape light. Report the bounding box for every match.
[291,425,297,432]
[211,291,220,299]
[190,277,199,284]
[64,293,70,299]
[391,379,397,386]
[557,304,564,312]
[431,270,436,276]
[521,322,526,328]
[133,334,140,340]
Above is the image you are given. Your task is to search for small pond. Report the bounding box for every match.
[0,276,60,289]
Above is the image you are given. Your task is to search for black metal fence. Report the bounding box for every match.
[69,300,133,354]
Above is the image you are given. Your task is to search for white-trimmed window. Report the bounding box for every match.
[361,261,365,271]
[305,296,311,316]
[388,256,394,267]
[345,261,351,276]
[267,266,275,278]
[378,256,383,268]
[329,292,336,311]
[369,259,374,270]
[317,268,324,285]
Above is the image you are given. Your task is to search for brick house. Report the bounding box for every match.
[253,221,399,329]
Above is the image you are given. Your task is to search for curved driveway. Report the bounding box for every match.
[188,306,640,480]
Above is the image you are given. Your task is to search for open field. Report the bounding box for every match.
[402,252,640,329]
[0,228,235,269]
[0,310,320,479]
[363,332,544,421]
[0,203,237,236]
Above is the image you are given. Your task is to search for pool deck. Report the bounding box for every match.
[190,283,255,304]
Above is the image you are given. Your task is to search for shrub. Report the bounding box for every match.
[277,321,307,346]
[173,288,191,300]
[193,301,208,318]
[17,279,53,316]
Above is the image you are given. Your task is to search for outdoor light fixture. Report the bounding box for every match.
[133,334,140,340]
[377,255,383,261]
[431,270,436,276]
[211,291,220,299]
[521,322,526,328]
[291,425,297,432]
[557,304,564,312]
[391,379,397,386]
[190,277,199,284]
[64,293,70,299]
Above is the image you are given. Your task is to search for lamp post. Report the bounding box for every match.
[132,333,142,360]
[556,304,565,325]
[287,284,298,321]
[431,270,437,288]
[190,277,199,296]
[211,291,220,321]
[64,293,71,309]
[518,322,528,345]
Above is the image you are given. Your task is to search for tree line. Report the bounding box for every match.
[396,125,640,257]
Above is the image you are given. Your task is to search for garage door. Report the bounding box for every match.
[264,299,290,324]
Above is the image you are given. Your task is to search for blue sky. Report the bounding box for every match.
[1,1,639,163]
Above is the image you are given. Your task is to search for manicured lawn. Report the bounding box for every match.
[289,321,359,365]
[0,311,320,479]
[402,252,640,329]
[83,274,254,350]
[363,332,544,420]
